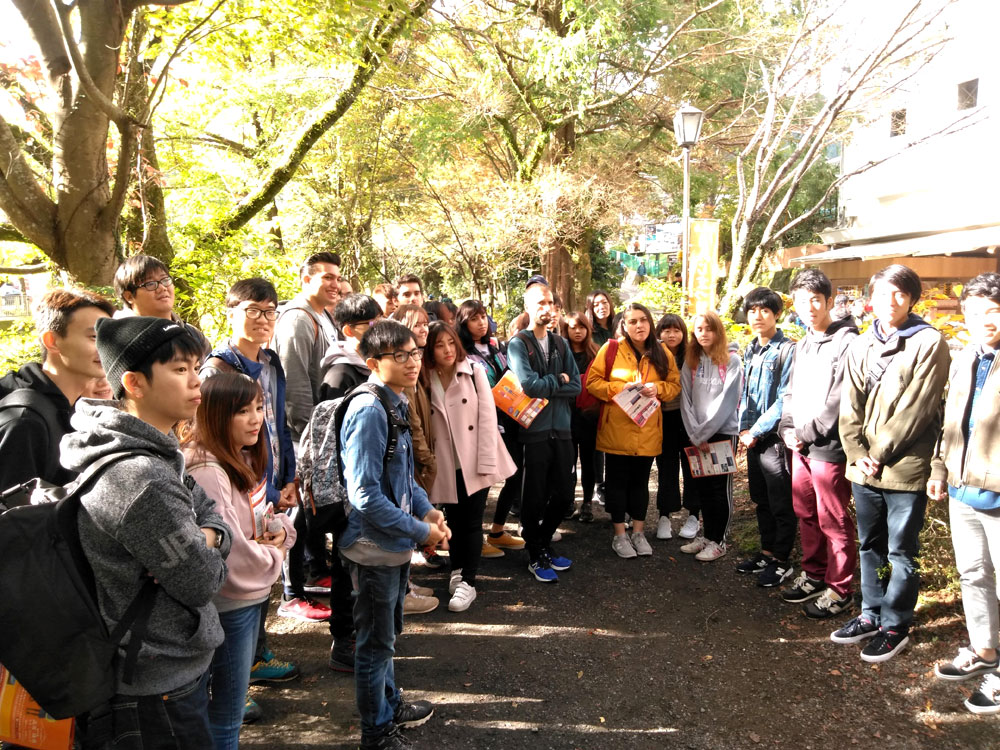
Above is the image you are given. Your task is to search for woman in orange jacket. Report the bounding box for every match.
[586,302,681,558]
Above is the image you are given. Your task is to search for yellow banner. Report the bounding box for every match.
[688,219,721,314]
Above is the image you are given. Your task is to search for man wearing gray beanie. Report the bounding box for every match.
[61,315,233,746]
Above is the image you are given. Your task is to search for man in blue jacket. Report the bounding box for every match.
[507,277,581,583]
[737,286,797,588]
[339,320,450,750]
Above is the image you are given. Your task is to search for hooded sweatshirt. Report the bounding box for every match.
[839,313,950,491]
[320,337,371,402]
[273,295,328,443]
[778,316,858,463]
[0,362,75,489]
[62,400,233,696]
[680,351,743,446]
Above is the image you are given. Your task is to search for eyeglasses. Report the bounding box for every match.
[136,276,173,292]
[242,307,279,321]
[373,348,424,363]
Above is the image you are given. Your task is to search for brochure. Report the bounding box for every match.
[685,440,738,477]
[611,383,660,427]
[491,370,548,428]
[0,665,74,750]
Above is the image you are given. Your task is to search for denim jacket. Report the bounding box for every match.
[738,329,794,440]
[338,377,433,553]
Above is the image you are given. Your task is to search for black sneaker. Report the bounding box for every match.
[965,673,1000,715]
[736,552,769,575]
[935,647,1000,681]
[595,484,607,506]
[329,639,356,673]
[781,572,826,603]
[803,589,853,620]
[578,501,594,523]
[860,628,910,663]
[393,698,434,728]
[757,559,794,588]
[360,725,412,749]
[830,615,879,644]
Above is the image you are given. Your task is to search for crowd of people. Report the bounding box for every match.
[2,252,1000,749]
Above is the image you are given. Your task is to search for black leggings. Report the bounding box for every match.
[444,471,489,587]
[494,416,523,524]
[573,420,598,505]
[656,408,695,516]
[605,453,655,525]
[689,434,737,544]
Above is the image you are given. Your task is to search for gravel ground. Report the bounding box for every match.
[241,474,998,750]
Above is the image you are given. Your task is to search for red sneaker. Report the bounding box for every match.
[304,575,332,593]
[277,596,331,622]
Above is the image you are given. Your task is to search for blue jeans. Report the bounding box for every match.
[106,671,211,749]
[349,560,408,741]
[208,605,261,750]
[853,483,927,631]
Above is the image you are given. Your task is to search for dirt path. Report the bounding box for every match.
[241,480,996,749]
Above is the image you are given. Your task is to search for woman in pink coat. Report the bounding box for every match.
[422,321,516,612]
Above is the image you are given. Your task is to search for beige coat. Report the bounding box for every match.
[428,359,516,504]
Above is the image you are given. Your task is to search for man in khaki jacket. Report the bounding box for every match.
[832,265,949,663]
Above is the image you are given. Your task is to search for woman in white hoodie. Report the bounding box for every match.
[422,321,516,612]
[183,373,296,750]
[679,311,743,562]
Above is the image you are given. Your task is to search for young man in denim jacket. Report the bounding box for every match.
[338,320,451,750]
[737,286,797,588]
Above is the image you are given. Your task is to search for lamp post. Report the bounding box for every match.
[673,104,704,317]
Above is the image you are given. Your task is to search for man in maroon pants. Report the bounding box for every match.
[778,269,859,619]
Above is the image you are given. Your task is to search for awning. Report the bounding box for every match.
[790,224,1000,265]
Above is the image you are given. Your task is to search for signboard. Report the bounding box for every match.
[688,219,721,314]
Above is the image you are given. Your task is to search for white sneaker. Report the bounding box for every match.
[612,533,637,558]
[679,536,708,554]
[449,569,463,595]
[695,540,728,561]
[678,515,700,539]
[448,581,477,612]
[551,530,562,542]
[656,516,673,540]
[631,532,653,556]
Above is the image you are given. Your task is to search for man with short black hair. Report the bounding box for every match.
[274,252,343,443]
[339,320,449,749]
[395,275,425,308]
[736,286,797,588]
[0,288,114,492]
[321,294,382,401]
[63,316,232,746]
[112,254,211,356]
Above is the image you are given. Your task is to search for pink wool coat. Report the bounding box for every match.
[427,359,516,504]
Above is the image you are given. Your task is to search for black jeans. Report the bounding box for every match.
[520,437,575,559]
[444,471,490,587]
[494,415,523,524]
[689,434,737,544]
[747,436,796,560]
[104,671,211,749]
[656,408,694,516]
[571,415,598,505]
[284,504,355,641]
[605,453,654,524]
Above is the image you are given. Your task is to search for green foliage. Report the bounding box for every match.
[628,278,686,317]
[0,318,38,374]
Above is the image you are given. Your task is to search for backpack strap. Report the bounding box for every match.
[0,388,63,480]
[110,577,159,686]
[202,356,237,374]
[604,338,619,375]
[767,339,794,406]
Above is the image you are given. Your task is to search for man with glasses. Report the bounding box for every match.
[200,278,303,714]
[320,294,383,402]
[112,254,211,357]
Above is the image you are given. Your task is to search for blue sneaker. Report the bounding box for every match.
[542,549,572,571]
[528,559,559,583]
[250,649,300,684]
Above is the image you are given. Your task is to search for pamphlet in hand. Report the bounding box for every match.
[0,664,74,750]
[249,478,273,541]
[611,383,660,427]
[685,441,738,477]
[491,370,548,428]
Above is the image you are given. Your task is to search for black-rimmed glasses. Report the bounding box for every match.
[243,307,279,321]
[136,276,173,292]
[373,348,424,363]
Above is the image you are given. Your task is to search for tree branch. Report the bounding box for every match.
[11,0,70,80]
[0,113,57,253]
[0,263,49,274]
[0,224,32,243]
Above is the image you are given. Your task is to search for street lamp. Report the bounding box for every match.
[674,104,704,316]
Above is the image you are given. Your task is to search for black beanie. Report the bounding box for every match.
[96,316,192,399]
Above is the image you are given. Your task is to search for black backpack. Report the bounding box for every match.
[0,387,63,486]
[0,452,159,721]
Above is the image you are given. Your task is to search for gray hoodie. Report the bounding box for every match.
[319,337,371,401]
[680,351,743,445]
[779,316,858,463]
[273,296,329,443]
[62,400,232,696]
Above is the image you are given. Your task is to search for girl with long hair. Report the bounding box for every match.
[562,312,600,522]
[421,321,516,611]
[586,302,681,558]
[456,300,526,555]
[585,290,616,505]
[678,311,743,562]
[653,314,697,540]
[182,373,296,750]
